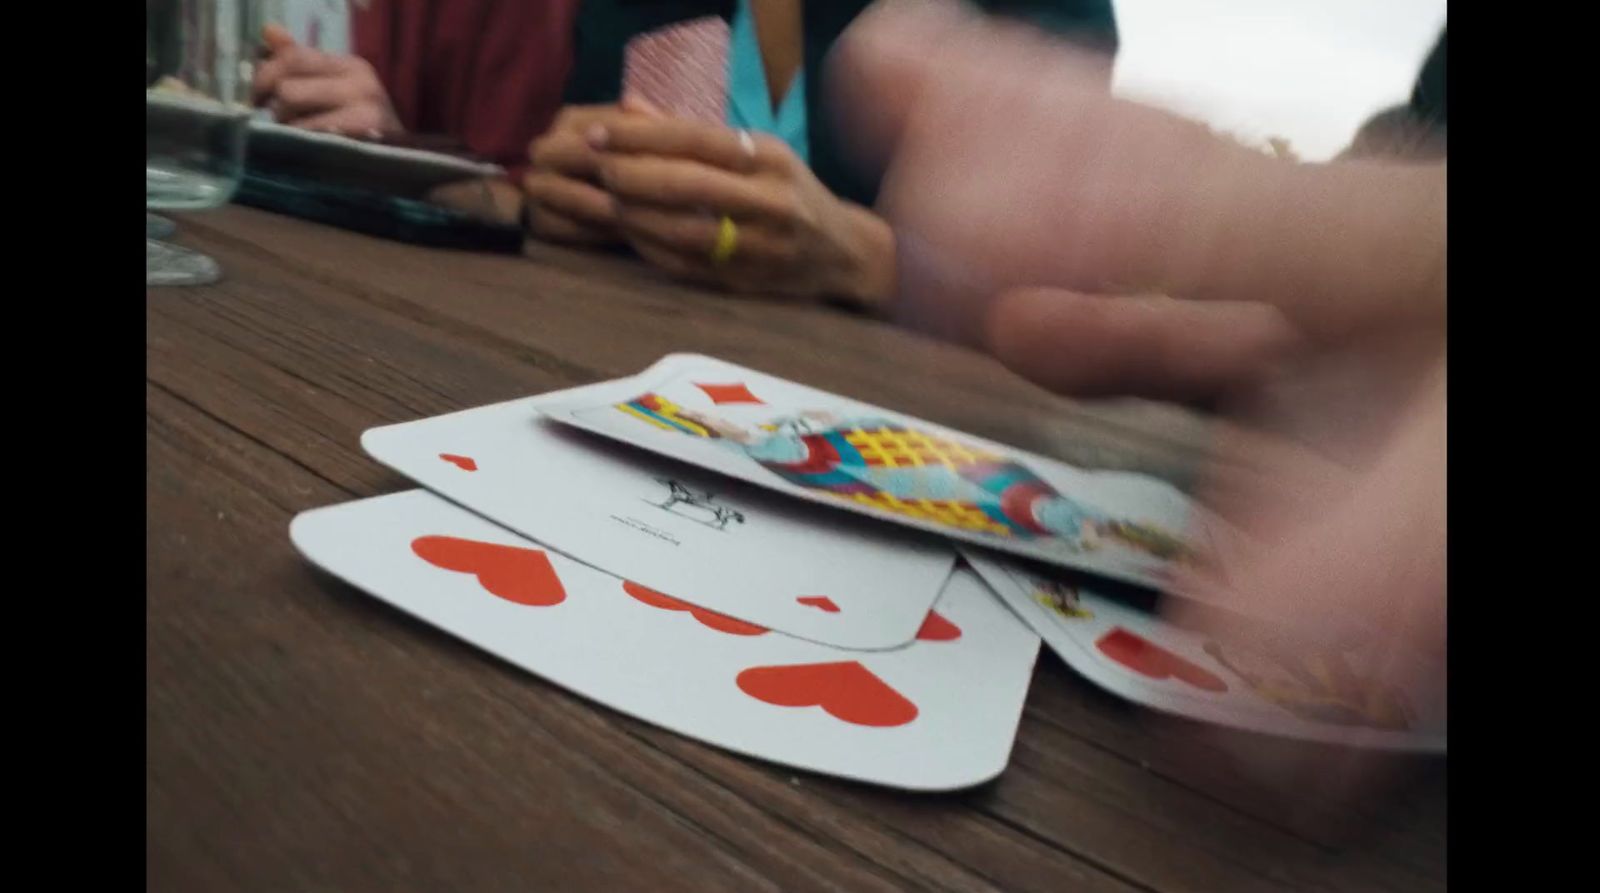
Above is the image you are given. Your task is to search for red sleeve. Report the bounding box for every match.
[353,0,580,178]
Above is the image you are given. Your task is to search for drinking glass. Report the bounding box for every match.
[147,0,253,286]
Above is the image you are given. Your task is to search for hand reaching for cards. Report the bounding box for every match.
[252,24,401,139]
[835,0,1445,783]
[583,116,897,306]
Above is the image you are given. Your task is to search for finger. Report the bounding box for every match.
[530,103,662,174]
[588,117,773,174]
[261,23,296,53]
[613,205,717,254]
[985,287,1306,404]
[596,155,790,221]
[547,103,648,138]
[252,55,286,105]
[252,45,344,104]
[621,223,785,296]
[287,105,387,138]
[522,171,618,228]
[619,93,664,116]
[614,205,796,267]
[627,236,723,287]
[530,130,602,179]
[271,75,363,121]
[527,206,619,245]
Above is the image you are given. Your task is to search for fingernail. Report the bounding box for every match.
[585,124,609,149]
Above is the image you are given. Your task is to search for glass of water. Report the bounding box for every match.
[147,0,253,287]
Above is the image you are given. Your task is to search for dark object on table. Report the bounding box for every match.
[373,132,477,158]
[246,120,503,200]
[234,170,524,254]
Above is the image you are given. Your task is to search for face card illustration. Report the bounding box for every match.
[963,551,1445,752]
[538,354,1231,590]
[361,381,956,651]
[289,490,1042,791]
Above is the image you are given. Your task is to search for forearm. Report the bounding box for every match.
[1168,151,1446,338]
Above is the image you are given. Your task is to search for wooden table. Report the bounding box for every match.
[148,206,1445,892]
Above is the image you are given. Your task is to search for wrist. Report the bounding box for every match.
[828,203,898,312]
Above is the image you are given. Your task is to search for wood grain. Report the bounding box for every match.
[147,206,1445,891]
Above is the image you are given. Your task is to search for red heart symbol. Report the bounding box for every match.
[916,610,961,642]
[439,453,478,472]
[796,596,840,613]
[411,536,565,606]
[1096,627,1227,692]
[737,662,919,727]
[623,581,767,636]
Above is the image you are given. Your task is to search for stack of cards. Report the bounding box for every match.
[291,355,1446,791]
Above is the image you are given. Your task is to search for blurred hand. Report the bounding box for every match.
[252,24,401,139]
[585,116,895,305]
[522,101,661,245]
[834,0,1445,770]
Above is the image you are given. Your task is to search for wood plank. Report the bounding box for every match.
[150,385,920,891]
[147,206,1446,891]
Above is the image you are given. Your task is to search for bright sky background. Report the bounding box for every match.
[1109,0,1447,160]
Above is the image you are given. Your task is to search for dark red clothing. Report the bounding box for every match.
[352,0,580,179]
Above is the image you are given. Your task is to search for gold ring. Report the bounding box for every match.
[710,215,738,265]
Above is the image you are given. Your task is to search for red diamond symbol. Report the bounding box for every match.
[694,382,765,405]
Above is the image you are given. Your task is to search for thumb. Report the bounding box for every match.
[261,23,296,54]
[984,287,1304,404]
[620,93,664,117]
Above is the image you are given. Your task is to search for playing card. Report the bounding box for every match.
[289,490,1042,791]
[275,0,351,53]
[361,381,956,651]
[621,16,730,125]
[964,552,1446,751]
[538,354,1228,591]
